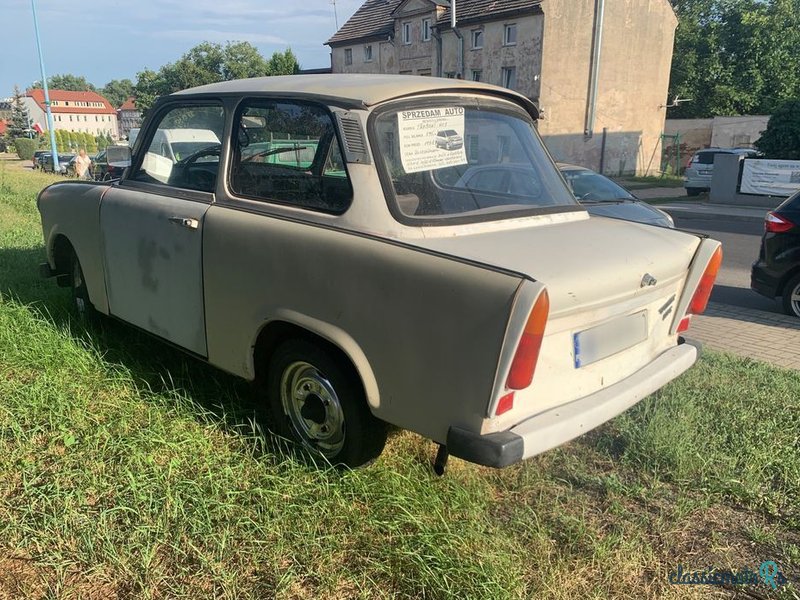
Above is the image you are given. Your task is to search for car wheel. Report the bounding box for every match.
[266,339,387,467]
[685,188,703,197]
[71,251,97,320]
[781,274,800,318]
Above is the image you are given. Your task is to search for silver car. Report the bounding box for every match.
[36,75,721,470]
[684,147,759,196]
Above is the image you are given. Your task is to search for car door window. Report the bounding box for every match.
[230,100,353,213]
[131,105,224,193]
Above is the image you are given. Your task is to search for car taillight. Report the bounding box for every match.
[765,212,795,233]
[677,247,722,334]
[506,290,549,390]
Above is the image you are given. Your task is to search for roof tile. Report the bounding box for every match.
[327,0,541,45]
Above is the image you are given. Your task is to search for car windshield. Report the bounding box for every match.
[372,98,577,223]
[561,169,635,201]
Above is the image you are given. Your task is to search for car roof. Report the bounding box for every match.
[173,74,538,115]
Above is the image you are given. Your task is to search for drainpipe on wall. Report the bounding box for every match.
[584,0,605,137]
[432,27,443,77]
[451,0,464,77]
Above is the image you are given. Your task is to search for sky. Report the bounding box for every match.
[0,0,363,98]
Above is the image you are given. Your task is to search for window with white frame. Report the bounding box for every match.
[364,45,373,61]
[422,18,431,41]
[403,22,412,44]
[471,29,483,49]
[471,70,482,81]
[502,66,517,89]
[344,48,353,65]
[504,23,517,46]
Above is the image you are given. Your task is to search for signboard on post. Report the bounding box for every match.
[740,159,800,197]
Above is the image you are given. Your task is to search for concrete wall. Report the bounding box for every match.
[710,115,769,149]
[537,0,677,175]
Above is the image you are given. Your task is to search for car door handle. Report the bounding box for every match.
[168,216,199,230]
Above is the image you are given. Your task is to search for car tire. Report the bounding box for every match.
[266,338,387,468]
[71,251,97,321]
[685,188,703,197]
[781,274,800,318]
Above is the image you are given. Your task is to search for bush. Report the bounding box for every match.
[13,137,36,160]
[755,99,800,160]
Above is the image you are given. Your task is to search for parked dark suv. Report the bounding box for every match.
[751,191,800,317]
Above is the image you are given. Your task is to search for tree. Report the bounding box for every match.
[6,85,32,139]
[31,73,96,92]
[134,42,299,114]
[266,48,301,76]
[668,0,800,118]
[101,79,135,108]
[755,99,800,159]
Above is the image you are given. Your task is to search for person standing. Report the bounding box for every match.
[75,149,92,179]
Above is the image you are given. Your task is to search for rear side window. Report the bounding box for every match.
[695,150,729,165]
[229,100,352,214]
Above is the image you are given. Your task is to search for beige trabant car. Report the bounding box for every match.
[37,75,722,469]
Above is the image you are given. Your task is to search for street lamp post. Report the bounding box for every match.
[31,0,59,172]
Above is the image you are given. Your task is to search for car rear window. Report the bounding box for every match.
[371,97,577,224]
[695,150,730,164]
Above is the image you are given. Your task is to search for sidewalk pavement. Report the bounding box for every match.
[691,301,800,369]
[633,187,686,200]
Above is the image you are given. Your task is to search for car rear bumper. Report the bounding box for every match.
[447,338,700,468]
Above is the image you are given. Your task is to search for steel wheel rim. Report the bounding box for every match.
[280,361,345,457]
[791,282,800,316]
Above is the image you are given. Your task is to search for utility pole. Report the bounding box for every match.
[31,0,59,172]
[331,0,339,30]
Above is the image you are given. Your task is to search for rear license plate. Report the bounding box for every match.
[574,310,648,368]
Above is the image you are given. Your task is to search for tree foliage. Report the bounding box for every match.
[755,99,800,159]
[134,42,301,114]
[7,86,31,139]
[101,79,135,109]
[668,0,800,118]
[31,74,96,92]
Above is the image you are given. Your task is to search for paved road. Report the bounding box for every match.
[672,215,780,313]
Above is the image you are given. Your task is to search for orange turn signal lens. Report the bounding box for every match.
[506,290,549,390]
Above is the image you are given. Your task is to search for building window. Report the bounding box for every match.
[364,45,373,62]
[95,115,99,121]
[344,48,353,65]
[403,22,412,44]
[502,66,517,89]
[471,70,482,81]
[422,18,431,41]
[471,29,483,49]
[418,69,431,76]
[444,72,456,78]
[504,24,517,46]
[69,115,73,122]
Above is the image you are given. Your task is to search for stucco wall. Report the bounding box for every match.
[538,0,677,175]
[710,115,769,149]
[440,14,544,97]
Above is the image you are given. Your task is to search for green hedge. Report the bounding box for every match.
[14,138,36,161]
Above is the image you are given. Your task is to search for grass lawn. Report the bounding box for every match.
[0,158,798,599]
